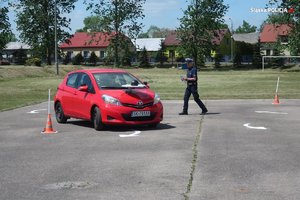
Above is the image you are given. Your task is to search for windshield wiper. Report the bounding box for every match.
[100,86,123,89]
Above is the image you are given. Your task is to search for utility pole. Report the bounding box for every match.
[229,18,234,63]
[113,0,119,68]
[54,0,59,75]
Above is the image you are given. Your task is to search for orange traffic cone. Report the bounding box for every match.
[41,114,58,134]
[272,94,280,105]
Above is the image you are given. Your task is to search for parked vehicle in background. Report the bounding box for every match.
[54,69,163,130]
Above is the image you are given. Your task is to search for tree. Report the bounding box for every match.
[13,0,77,65]
[177,0,228,67]
[138,25,173,38]
[88,51,98,65]
[268,0,300,55]
[76,16,104,32]
[72,52,84,65]
[85,0,145,67]
[139,47,149,68]
[235,20,257,33]
[0,3,11,52]
[155,40,167,67]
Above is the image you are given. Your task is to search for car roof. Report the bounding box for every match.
[67,68,128,75]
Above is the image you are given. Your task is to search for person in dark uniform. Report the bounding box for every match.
[179,58,208,115]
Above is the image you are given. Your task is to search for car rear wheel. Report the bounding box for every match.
[55,102,68,123]
[93,107,104,131]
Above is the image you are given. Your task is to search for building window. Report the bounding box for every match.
[266,50,271,56]
[100,50,105,58]
[280,36,288,43]
[169,50,175,58]
[83,51,89,58]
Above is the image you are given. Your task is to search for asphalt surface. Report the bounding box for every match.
[0,100,299,200]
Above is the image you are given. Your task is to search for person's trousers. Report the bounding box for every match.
[183,85,207,112]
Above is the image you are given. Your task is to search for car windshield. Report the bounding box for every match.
[93,72,146,89]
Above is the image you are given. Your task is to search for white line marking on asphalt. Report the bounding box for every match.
[119,131,141,138]
[243,123,267,130]
[27,109,47,114]
[255,111,288,115]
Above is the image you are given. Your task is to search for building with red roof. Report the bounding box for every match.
[163,31,181,63]
[260,24,292,56]
[163,29,232,62]
[60,32,114,60]
[60,32,133,63]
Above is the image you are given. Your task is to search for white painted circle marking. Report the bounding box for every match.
[243,123,267,130]
[27,109,47,114]
[255,111,288,115]
[119,130,141,138]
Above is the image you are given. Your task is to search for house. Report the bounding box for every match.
[233,32,260,62]
[132,38,164,62]
[260,24,292,56]
[60,32,134,62]
[163,31,181,63]
[2,42,31,63]
[164,29,233,62]
[60,32,113,60]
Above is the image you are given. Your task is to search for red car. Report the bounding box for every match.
[54,69,163,130]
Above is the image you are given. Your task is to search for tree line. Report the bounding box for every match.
[1,0,299,67]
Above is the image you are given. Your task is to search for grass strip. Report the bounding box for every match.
[183,115,204,200]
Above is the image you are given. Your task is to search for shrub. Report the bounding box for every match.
[214,53,223,68]
[72,53,84,65]
[89,52,98,66]
[63,54,71,65]
[25,57,42,66]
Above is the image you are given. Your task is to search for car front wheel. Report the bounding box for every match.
[55,102,68,123]
[93,107,104,131]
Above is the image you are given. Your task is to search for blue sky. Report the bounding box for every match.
[8,0,273,36]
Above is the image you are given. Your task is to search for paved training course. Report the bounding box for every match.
[0,100,299,200]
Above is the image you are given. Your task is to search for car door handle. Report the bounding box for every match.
[73,91,77,95]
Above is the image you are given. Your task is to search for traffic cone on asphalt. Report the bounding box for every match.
[41,114,57,134]
[272,94,280,105]
[272,77,281,105]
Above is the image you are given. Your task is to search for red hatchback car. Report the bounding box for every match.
[54,69,163,130]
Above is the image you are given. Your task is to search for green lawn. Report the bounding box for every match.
[1,65,300,111]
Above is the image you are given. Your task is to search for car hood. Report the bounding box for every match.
[103,88,155,104]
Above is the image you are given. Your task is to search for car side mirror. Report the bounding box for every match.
[78,85,89,92]
[143,81,149,88]
[131,80,139,86]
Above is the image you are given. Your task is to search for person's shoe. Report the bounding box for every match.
[200,110,208,115]
[179,111,188,115]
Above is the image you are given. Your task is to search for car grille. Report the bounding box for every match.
[122,102,154,109]
[122,112,156,121]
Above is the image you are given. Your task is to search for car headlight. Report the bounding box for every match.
[154,93,161,104]
[102,95,121,106]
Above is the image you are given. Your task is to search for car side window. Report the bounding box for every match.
[66,73,79,88]
[78,73,95,93]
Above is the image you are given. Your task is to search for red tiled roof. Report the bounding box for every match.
[260,24,292,43]
[164,31,181,46]
[164,29,230,46]
[60,32,115,48]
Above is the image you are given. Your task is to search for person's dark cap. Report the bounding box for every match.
[185,58,193,63]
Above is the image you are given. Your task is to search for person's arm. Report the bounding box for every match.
[183,68,197,81]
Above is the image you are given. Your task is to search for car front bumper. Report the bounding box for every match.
[100,102,163,125]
